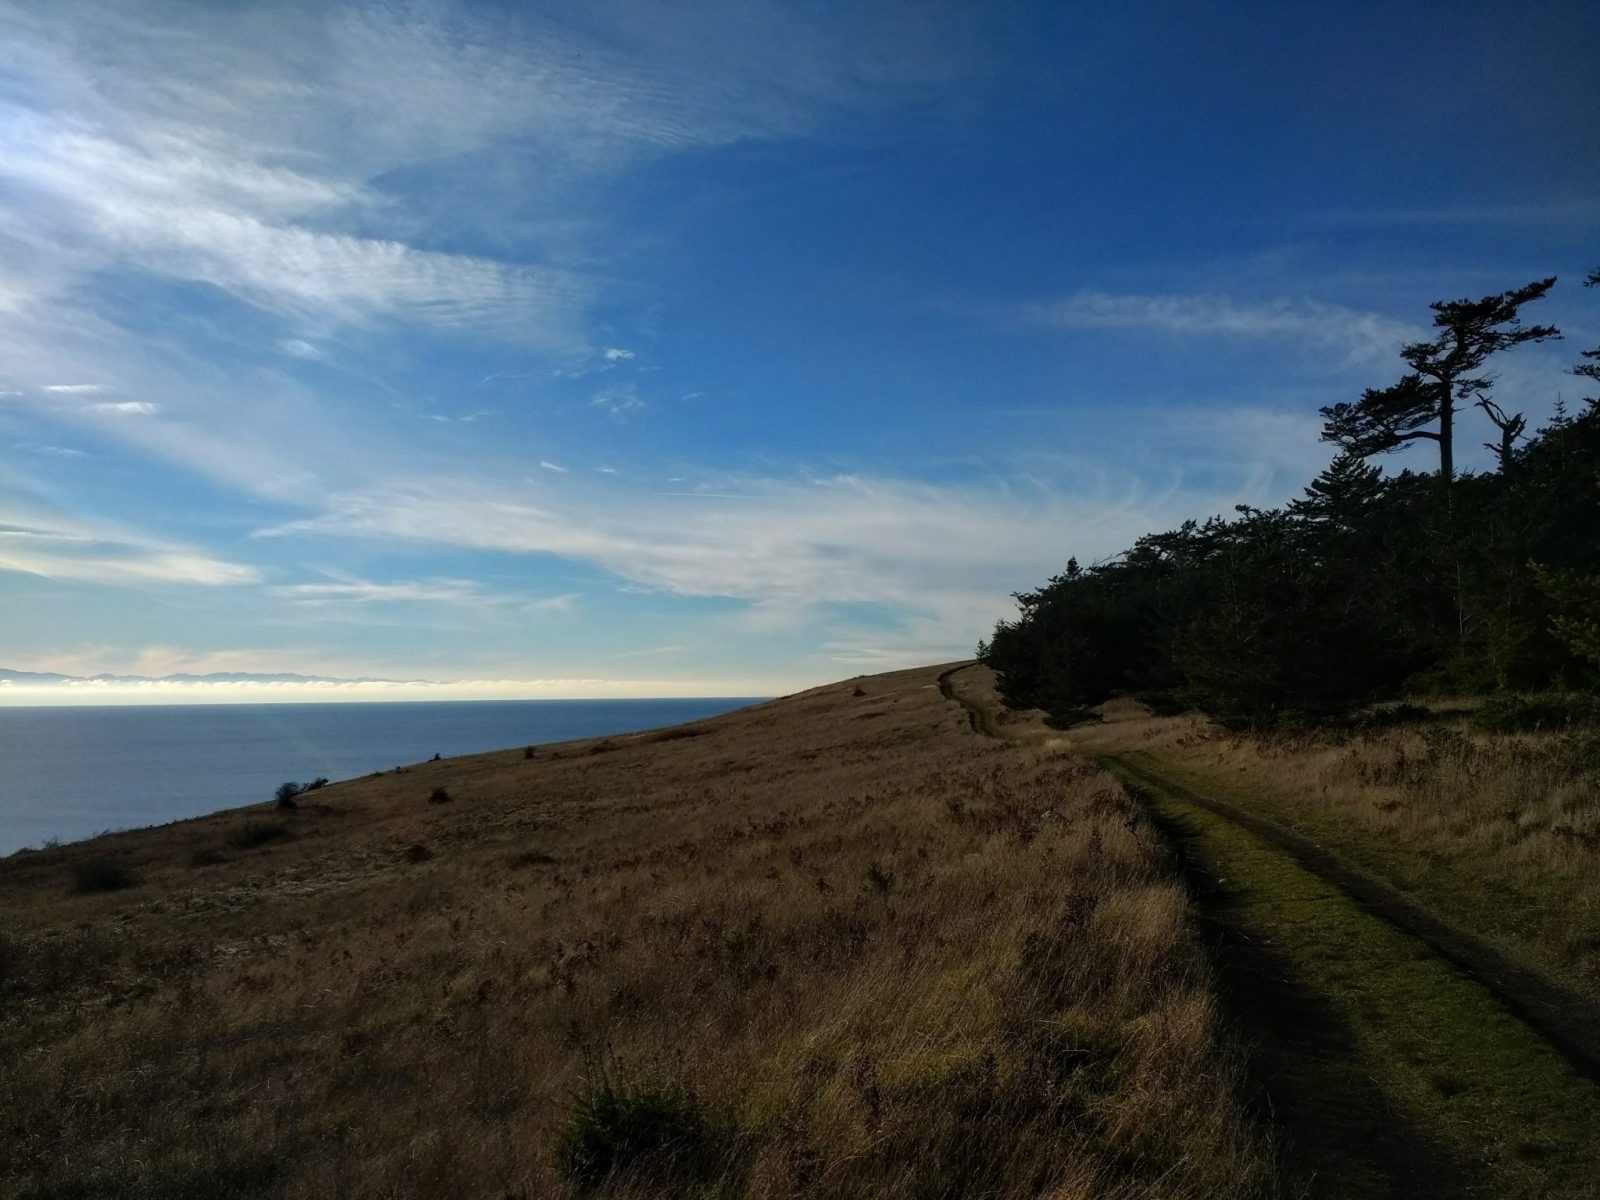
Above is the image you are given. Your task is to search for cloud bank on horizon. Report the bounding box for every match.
[1,0,1596,698]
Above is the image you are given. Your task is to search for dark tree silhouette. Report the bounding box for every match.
[1477,394,1528,469]
[1290,452,1384,529]
[1319,279,1560,491]
[983,273,1600,728]
[1576,266,1600,400]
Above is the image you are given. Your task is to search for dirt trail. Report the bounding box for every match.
[1104,752,1600,1084]
[939,663,1600,1197]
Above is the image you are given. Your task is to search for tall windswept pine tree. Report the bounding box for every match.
[1319,279,1561,495]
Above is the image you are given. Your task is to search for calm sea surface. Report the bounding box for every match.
[0,697,762,855]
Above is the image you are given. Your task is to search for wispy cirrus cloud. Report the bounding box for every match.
[0,0,943,357]
[87,400,159,416]
[1022,290,1423,367]
[256,455,1288,662]
[272,574,577,613]
[591,383,645,417]
[0,520,260,587]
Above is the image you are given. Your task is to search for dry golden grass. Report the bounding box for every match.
[1067,699,1600,997]
[0,665,1272,1199]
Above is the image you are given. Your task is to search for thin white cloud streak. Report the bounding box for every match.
[87,401,159,415]
[608,644,687,660]
[272,576,578,613]
[0,542,260,587]
[41,383,107,394]
[0,516,260,587]
[274,578,505,605]
[592,383,644,417]
[1024,290,1424,367]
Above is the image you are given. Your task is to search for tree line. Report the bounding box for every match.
[980,269,1600,730]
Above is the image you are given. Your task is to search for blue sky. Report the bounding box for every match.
[2,0,1597,702]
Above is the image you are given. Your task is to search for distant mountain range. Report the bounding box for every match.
[0,668,410,686]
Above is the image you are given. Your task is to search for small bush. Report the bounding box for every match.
[303,777,329,792]
[524,746,537,760]
[650,727,708,743]
[1044,705,1103,729]
[274,781,302,810]
[1351,702,1434,733]
[403,843,433,863]
[554,1070,724,1187]
[228,821,293,850]
[863,860,896,896]
[71,857,138,894]
[508,849,556,868]
[1137,692,1190,717]
[1472,692,1600,734]
[427,786,453,804]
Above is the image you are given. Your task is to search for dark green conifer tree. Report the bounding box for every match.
[1319,279,1560,493]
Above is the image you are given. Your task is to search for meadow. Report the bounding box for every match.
[1,665,1271,1199]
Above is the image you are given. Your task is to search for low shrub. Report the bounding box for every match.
[304,777,329,792]
[1137,692,1190,717]
[403,843,433,863]
[70,857,139,894]
[228,821,293,850]
[1472,692,1600,734]
[274,781,302,810]
[427,787,453,804]
[1351,702,1434,733]
[863,860,896,896]
[1044,705,1103,729]
[554,1069,726,1188]
[508,849,557,868]
[650,727,708,743]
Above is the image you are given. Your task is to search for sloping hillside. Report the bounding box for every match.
[1,664,1268,1199]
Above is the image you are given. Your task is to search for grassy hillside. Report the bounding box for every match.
[0,665,1270,1199]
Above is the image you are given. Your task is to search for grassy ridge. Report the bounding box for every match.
[0,666,1271,1199]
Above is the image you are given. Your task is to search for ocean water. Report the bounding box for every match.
[0,697,762,855]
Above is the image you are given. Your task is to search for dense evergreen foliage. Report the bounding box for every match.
[981,274,1600,729]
